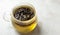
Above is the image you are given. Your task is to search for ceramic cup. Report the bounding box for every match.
[11,3,37,33]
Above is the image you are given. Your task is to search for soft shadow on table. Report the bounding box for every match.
[17,22,42,35]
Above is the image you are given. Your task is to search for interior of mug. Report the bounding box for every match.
[11,4,36,25]
[12,5,36,21]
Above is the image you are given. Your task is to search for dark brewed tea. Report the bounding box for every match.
[14,7,34,21]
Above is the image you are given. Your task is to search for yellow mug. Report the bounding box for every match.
[11,3,37,33]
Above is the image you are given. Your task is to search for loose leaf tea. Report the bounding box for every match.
[14,7,34,21]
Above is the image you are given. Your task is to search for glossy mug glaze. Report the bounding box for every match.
[11,3,37,33]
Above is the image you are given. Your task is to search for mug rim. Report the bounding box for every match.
[11,3,36,25]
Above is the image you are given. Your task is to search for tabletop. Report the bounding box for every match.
[0,0,60,35]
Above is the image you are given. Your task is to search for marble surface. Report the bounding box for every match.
[0,0,60,35]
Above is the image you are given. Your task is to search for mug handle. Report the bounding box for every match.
[3,11,11,22]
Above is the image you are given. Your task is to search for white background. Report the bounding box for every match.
[0,0,60,35]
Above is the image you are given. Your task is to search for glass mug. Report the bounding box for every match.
[4,3,37,33]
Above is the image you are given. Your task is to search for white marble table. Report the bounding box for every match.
[0,0,60,35]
